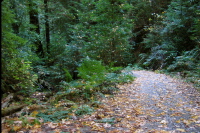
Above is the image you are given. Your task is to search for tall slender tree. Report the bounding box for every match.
[29,0,44,57]
[44,0,50,54]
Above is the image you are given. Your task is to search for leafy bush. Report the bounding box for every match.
[118,73,135,83]
[105,71,135,84]
[167,49,199,72]
[166,48,200,88]
[139,0,199,71]
[78,58,106,84]
[106,62,123,74]
[33,44,83,91]
[57,60,135,101]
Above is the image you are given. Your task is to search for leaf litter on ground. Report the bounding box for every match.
[1,70,200,133]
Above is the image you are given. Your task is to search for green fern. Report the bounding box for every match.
[78,58,106,84]
[63,68,73,82]
[75,105,94,116]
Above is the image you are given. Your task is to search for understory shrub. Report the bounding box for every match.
[167,48,199,72]
[37,104,94,122]
[78,58,106,84]
[167,48,200,88]
[58,58,135,101]
[37,110,70,122]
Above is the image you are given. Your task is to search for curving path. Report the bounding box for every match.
[130,70,200,132]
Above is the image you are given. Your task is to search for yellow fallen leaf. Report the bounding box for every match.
[31,111,39,117]
[183,119,191,125]
[55,103,61,108]
[191,115,199,120]
[176,128,185,132]
[157,112,166,116]
[116,118,122,122]
[171,112,182,117]
[13,125,22,131]
[105,94,110,97]
[126,115,131,118]
[196,124,200,126]
[175,120,181,123]
[176,103,182,107]
[25,124,32,129]
[97,113,105,119]
[33,124,41,128]
[92,125,105,132]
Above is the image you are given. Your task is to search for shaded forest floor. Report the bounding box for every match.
[2,70,200,133]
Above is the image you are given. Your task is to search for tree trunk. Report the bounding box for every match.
[44,0,50,54]
[10,0,20,34]
[29,1,44,57]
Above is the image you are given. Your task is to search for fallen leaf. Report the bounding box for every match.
[92,124,105,132]
[191,115,199,120]
[31,111,39,117]
[175,120,181,123]
[13,125,22,131]
[183,119,191,126]
[176,128,186,132]
[33,124,41,128]
[47,122,58,128]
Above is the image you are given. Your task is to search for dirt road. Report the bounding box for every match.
[130,70,200,132]
[78,70,200,132]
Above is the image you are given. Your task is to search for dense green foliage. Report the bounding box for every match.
[78,58,106,83]
[141,0,199,70]
[1,0,199,109]
[138,0,200,87]
[1,1,37,95]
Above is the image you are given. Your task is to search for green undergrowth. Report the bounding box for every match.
[150,48,200,91]
[154,69,200,91]
[35,59,135,122]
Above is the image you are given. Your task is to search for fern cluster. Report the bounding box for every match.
[58,58,135,100]
[78,58,106,84]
